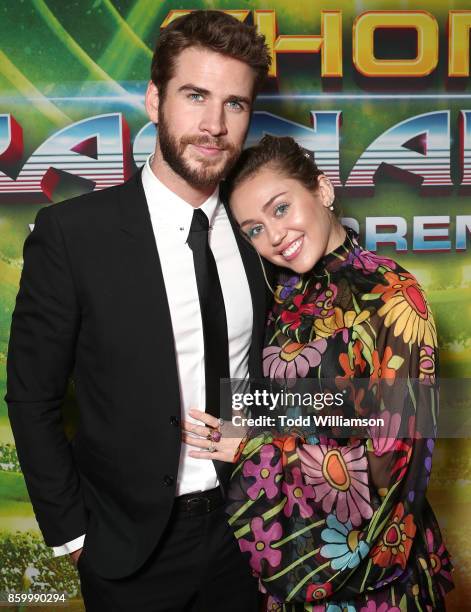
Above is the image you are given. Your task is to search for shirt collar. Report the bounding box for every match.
[141,155,220,242]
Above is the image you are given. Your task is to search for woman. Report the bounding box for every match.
[183,135,454,610]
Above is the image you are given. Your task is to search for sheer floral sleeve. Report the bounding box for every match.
[226,228,454,611]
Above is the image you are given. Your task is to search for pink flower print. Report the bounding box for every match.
[360,602,400,612]
[281,466,316,518]
[263,338,327,380]
[242,445,282,500]
[239,517,282,573]
[368,410,401,456]
[425,528,454,589]
[298,440,373,526]
[419,345,436,385]
[347,247,397,274]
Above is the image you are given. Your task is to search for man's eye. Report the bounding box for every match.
[247,224,264,240]
[274,203,289,217]
[227,100,243,111]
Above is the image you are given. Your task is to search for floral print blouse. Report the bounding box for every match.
[226,228,454,611]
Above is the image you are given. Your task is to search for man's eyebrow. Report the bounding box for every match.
[178,84,210,95]
[239,192,288,227]
[178,84,251,106]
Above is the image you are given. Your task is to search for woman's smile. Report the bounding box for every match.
[279,236,304,261]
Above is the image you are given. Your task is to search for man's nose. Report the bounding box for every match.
[199,103,227,137]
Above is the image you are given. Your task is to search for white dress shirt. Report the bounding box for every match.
[52,157,253,556]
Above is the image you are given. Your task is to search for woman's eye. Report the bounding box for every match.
[247,224,264,240]
[274,202,289,217]
[189,93,204,102]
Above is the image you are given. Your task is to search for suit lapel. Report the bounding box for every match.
[117,170,181,416]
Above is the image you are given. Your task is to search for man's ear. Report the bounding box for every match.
[317,174,334,209]
[145,81,160,124]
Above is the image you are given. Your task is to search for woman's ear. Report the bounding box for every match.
[317,174,335,209]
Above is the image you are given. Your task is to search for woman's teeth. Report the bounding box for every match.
[282,237,303,259]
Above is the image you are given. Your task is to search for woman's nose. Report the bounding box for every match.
[267,224,287,247]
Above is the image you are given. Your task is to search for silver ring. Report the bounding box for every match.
[208,442,216,453]
[218,418,224,428]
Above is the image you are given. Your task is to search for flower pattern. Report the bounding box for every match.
[419,345,436,385]
[243,444,282,500]
[306,582,333,603]
[227,228,453,611]
[370,271,437,347]
[347,247,397,275]
[263,339,327,379]
[275,274,303,302]
[281,466,316,518]
[239,517,282,573]
[298,440,372,526]
[367,410,401,456]
[320,513,370,570]
[370,503,416,569]
[360,602,400,612]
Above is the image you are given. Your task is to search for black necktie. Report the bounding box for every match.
[187,209,230,418]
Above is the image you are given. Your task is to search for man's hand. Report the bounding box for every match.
[69,547,83,567]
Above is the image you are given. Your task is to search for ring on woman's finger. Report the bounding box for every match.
[211,428,222,443]
[206,426,222,443]
[208,442,217,453]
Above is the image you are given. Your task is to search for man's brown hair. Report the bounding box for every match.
[151,10,271,100]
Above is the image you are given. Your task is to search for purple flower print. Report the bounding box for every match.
[368,410,401,456]
[425,439,434,474]
[426,527,454,593]
[298,439,373,526]
[360,602,400,612]
[282,466,316,518]
[419,345,436,385]
[263,338,328,380]
[239,517,282,573]
[347,247,397,275]
[243,445,282,500]
[279,275,301,300]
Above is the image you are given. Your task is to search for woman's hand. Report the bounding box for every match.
[182,408,242,463]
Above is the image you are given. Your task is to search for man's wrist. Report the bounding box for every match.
[51,534,85,557]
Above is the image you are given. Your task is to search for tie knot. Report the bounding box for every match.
[190,209,209,233]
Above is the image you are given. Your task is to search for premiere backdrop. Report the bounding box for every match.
[0,1,470,610]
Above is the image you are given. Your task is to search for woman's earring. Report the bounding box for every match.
[328,198,335,211]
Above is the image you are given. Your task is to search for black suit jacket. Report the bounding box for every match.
[5,171,269,579]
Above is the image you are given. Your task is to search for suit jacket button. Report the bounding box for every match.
[169,416,180,426]
[163,475,174,487]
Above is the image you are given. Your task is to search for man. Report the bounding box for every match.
[6,11,271,611]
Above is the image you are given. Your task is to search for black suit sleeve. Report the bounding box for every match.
[5,206,87,546]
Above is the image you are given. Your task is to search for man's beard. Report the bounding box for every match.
[157,104,243,189]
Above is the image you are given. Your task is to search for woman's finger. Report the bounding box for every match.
[182,433,218,450]
[188,408,219,429]
[188,449,224,460]
[181,420,211,439]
